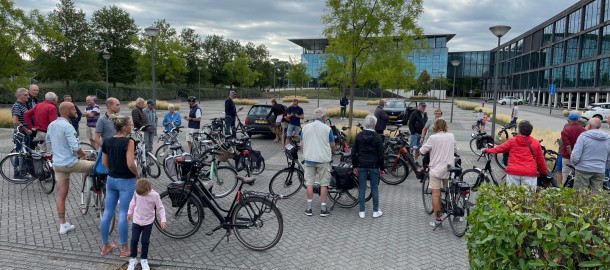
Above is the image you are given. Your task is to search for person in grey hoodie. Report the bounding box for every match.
[570,117,610,191]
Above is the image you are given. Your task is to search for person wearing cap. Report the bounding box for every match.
[408,102,428,161]
[571,117,610,191]
[185,96,202,150]
[143,99,158,153]
[560,111,586,186]
[225,91,237,137]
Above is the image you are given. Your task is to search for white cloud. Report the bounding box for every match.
[14,0,584,60]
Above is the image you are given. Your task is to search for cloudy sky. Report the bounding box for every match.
[15,0,578,60]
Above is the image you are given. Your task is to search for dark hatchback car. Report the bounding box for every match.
[244,105,274,136]
[384,100,418,124]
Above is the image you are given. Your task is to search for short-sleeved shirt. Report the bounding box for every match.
[287,106,304,126]
[423,118,435,142]
[85,104,100,127]
[11,101,28,126]
[95,113,116,141]
[102,137,136,179]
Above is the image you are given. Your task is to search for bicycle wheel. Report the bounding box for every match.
[449,187,470,237]
[232,196,283,251]
[494,153,507,170]
[79,142,96,152]
[155,191,204,239]
[155,144,177,162]
[268,168,304,198]
[80,175,93,215]
[250,155,265,175]
[328,180,359,208]
[496,129,509,144]
[469,138,484,156]
[38,161,55,194]
[0,153,31,184]
[145,153,162,179]
[422,174,433,215]
[207,166,238,198]
[380,155,408,185]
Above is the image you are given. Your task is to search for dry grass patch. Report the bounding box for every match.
[367,100,381,105]
[455,100,480,110]
[562,110,570,117]
[127,100,180,110]
[336,124,399,144]
[326,107,370,118]
[233,98,258,105]
[282,96,310,103]
[0,109,12,128]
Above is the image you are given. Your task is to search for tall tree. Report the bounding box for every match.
[287,64,310,90]
[243,42,271,89]
[415,69,431,96]
[91,5,139,87]
[223,53,261,89]
[202,35,242,87]
[180,28,206,87]
[322,0,424,127]
[36,0,99,86]
[136,19,187,85]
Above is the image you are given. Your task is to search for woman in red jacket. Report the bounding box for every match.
[483,120,547,187]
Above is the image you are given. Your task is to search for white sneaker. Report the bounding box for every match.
[140,259,150,270]
[59,222,75,235]
[127,258,138,270]
[373,210,383,218]
[359,211,365,218]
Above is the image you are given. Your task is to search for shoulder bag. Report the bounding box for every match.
[521,136,553,187]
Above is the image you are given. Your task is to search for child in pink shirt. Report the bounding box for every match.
[127,179,166,270]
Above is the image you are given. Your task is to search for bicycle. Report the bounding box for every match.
[132,125,162,179]
[154,156,283,251]
[381,132,424,185]
[155,125,185,162]
[226,132,266,176]
[422,153,462,215]
[495,122,517,143]
[562,163,576,188]
[459,150,501,205]
[427,164,472,237]
[469,131,493,156]
[80,167,116,234]
[0,130,55,194]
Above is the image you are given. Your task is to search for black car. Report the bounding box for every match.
[384,100,418,124]
[244,105,274,136]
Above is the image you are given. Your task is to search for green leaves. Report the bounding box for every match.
[466,185,610,269]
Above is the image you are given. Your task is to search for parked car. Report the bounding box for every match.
[581,103,610,121]
[244,105,274,136]
[497,96,524,105]
[384,100,418,125]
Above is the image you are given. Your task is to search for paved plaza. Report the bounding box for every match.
[0,97,583,269]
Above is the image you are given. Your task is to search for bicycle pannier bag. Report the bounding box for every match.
[92,148,109,175]
[164,156,178,178]
[167,181,186,207]
[476,134,494,150]
[31,152,44,178]
[250,150,263,170]
[331,165,354,190]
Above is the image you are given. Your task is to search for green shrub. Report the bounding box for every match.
[0,109,12,128]
[466,184,610,269]
[409,95,438,100]
[563,110,570,117]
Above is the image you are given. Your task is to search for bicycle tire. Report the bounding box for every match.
[145,152,162,179]
[380,155,408,185]
[328,180,359,208]
[80,175,93,215]
[422,174,433,214]
[155,144,183,163]
[469,138,484,156]
[449,187,470,237]
[494,152,507,171]
[205,166,239,198]
[0,153,31,184]
[496,129,509,144]
[38,161,55,194]
[250,155,265,175]
[98,190,117,235]
[154,190,205,239]
[79,142,96,152]
[268,168,304,198]
[232,196,284,251]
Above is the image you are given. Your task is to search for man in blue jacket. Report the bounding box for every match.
[339,94,349,119]
[225,90,237,137]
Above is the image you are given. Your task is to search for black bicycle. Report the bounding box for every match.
[154,150,283,251]
[425,164,471,237]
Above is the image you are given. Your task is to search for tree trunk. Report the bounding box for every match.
[348,59,356,128]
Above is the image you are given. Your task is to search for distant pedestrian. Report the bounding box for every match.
[131,98,147,130]
[408,102,428,160]
[285,98,304,145]
[351,115,384,219]
[265,98,285,143]
[126,178,166,270]
[373,100,389,135]
[339,94,349,119]
[559,112,585,186]
[571,118,610,191]
[301,108,334,217]
[162,104,181,132]
[143,99,158,153]
[85,96,101,149]
[225,90,237,137]
[510,102,519,126]
[481,113,488,132]
[25,92,58,152]
[421,108,442,144]
[94,97,121,147]
[475,109,484,131]
[185,96,202,150]
[63,95,82,137]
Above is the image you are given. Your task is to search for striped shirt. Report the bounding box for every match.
[11,101,28,126]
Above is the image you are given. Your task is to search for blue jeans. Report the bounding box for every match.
[357,168,379,212]
[340,106,347,118]
[14,135,31,175]
[409,133,421,150]
[100,176,135,245]
[605,166,610,189]
[225,116,236,137]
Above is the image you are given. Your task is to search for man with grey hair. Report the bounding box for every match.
[24,92,58,152]
[131,97,148,131]
[84,95,100,149]
[12,88,33,178]
[571,117,610,191]
[301,107,335,217]
[374,100,389,134]
[27,84,39,109]
[143,99,158,152]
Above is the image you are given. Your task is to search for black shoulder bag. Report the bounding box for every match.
[522,136,552,187]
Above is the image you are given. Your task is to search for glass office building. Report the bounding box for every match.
[482,0,610,109]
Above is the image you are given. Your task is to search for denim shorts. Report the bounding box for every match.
[409,133,421,149]
[286,124,301,137]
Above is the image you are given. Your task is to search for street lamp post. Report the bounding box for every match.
[450,60,461,123]
[145,26,160,101]
[197,66,202,102]
[438,71,444,108]
[317,70,321,107]
[102,49,111,98]
[489,25,511,143]
[271,58,278,97]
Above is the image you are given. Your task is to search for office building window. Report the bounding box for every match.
[542,48,551,67]
[601,58,610,86]
[552,67,563,88]
[568,9,581,36]
[606,0,609,21]
[583,0,600,30]
[516,39,523,55]
[529,71,539,89]
[543,24,553,45]
[552,42,564,65]
[563,65,576,87]
[582,30,599,59]
[602,26,610,55]
[579,61,595,87]
[541,69,550,88]
[565,37,579,62]
[554,17,565,42]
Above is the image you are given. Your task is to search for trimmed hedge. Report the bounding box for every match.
[467,184,610,269]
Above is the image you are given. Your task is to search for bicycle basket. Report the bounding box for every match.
[31,152,44,178]
[211,118,224,131]
[167,181,187,207]
[216,147,232,162]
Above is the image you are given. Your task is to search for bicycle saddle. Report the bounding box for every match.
[170,145,182,151]
[237,176,255,184]
[447,165,462,175]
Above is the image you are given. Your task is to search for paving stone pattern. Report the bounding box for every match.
[0,98,570,269]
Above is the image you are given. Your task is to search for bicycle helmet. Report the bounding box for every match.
[187,96,197,102]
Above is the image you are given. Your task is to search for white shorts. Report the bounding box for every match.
[186,128,199,142]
